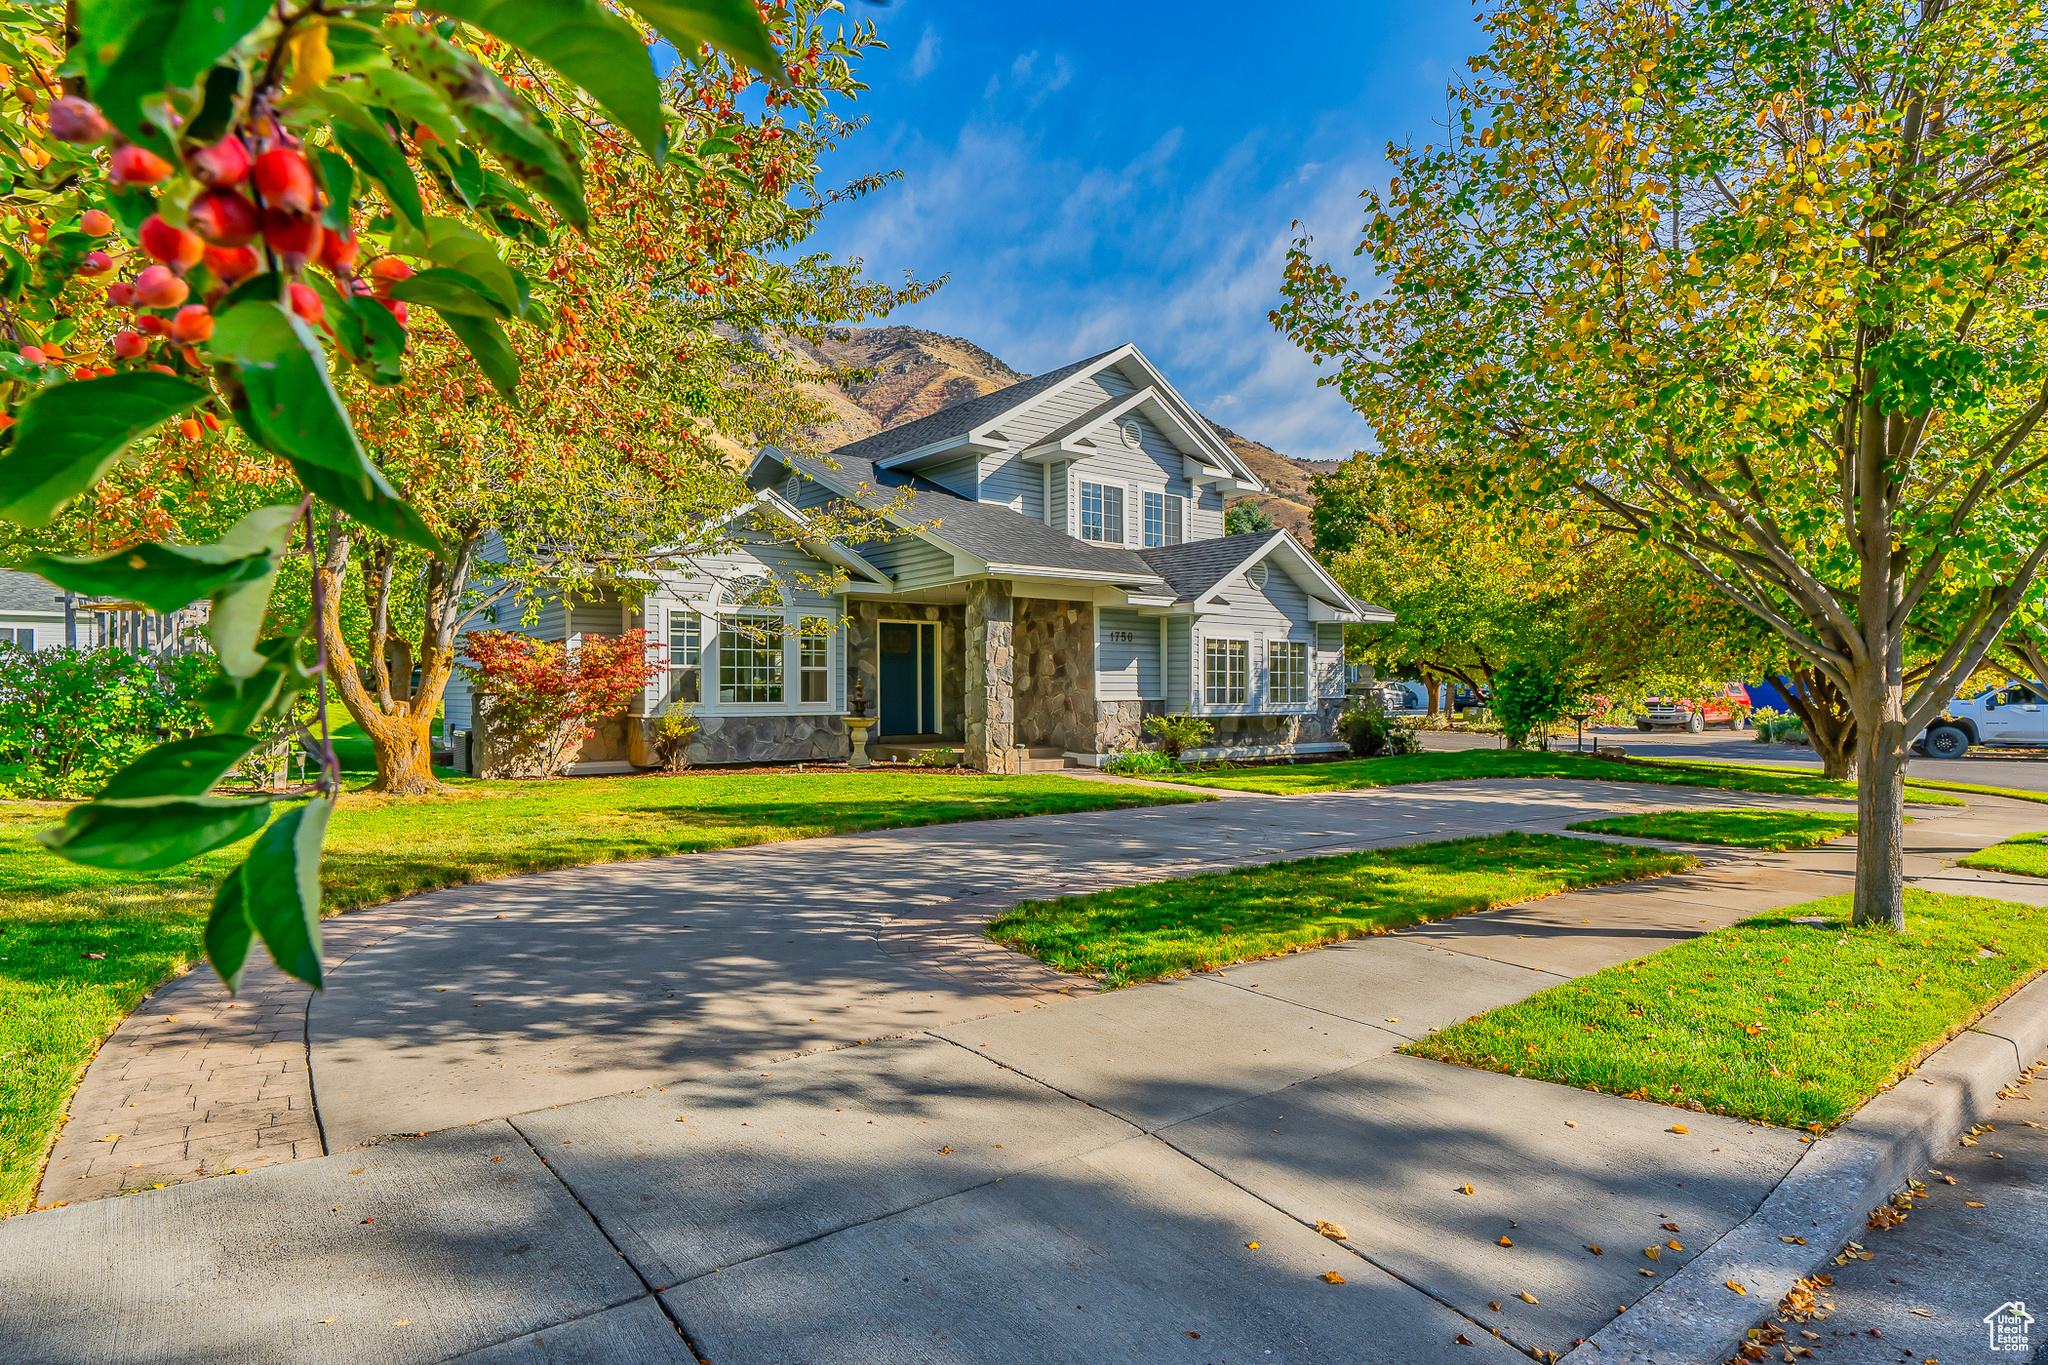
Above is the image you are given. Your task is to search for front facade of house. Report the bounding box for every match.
[446,344,1390,772]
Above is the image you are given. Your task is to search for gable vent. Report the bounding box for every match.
[1247,562,1269,590]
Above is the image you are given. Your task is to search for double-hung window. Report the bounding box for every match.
[799,623,830,704]
[668,608,701,703]
[718,614,783,704]
[1204,639,1248,706]
[1079,481,1123,543]
[1268,640,1308,705]
[1142,491,1184,547]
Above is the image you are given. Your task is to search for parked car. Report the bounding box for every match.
[1918,681,2048,758]
[1634,683,1751,733]
[1452,683,1489,711]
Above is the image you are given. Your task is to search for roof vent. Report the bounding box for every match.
[1118,419,1144,449]
[1247,562,1269,589]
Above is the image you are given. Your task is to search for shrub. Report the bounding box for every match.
[1144,713,1214,758]
[0,646,213,798]
[1752,708,1807,744]
[1339,690,1422,757]
[459,630,656,779]
[655,705,698,772]
[908,745,957,768]
[1491,659,1578,749]
[1104,749,1181,776]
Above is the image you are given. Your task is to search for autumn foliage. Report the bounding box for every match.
[459,630,657,779]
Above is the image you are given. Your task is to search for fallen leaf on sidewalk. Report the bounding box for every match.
[1779,1236,1807,1245]
[1727,1281,1747,1295]
[937,1147,952,1155]
[1643,1247,1661,1261]
[1323,1272,1346,1284]
[1661,1222,1681,1233]
[392,1320,410,1327]
[1666,1240,1683,1251]
[1459,1182,1475,1195]
[1315,1220,1347,1240]
[1499,1235,1514,1247]
[1911,1309,1932,1318]
[319,1319,336,1325]
[1588,1245,1604,1255]
[1455,1334,1474,1346]
[1247,1242,1260,1249]
[1519,1291,1539,1304]
[1966,1201,1985,1208]
[1565,1121,1578,1128]
[1489,1303,1502,1312]
[1639,1268,1656,1277]
[1671,1124,1690,1135]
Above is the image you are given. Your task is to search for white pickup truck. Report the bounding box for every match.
[1920,682,2048,757]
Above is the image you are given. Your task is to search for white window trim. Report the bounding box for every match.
[678,601,846,717]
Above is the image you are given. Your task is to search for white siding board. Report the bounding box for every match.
[1166,618,1192,713]
[920,456,979,499]
[860,534,956,591]
[1096,608,1159,701]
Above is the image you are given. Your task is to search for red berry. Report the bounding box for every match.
[79,250,113,276]
[104,281,136,306]
[80,209,113,236]
[133,265,190,309]
[188,135,252,188]
[109,143,174,186]
[379,298,409,326]
[253,147,318,215]
[139,215,204,268]
[261,210,323,265]
[368,256,415,289]
[201,411,221,431]
[170,305,214,343]
[179,418,203,440]
[187,190,260,248]
[112,330,148,360]
[318,228,360,273]
[288,281,325,327]
[73,365,95,380]
[48,96,111,145]
[95,366,115,377]
[146,363,175,374]
[17,346,44,364]
[136,315,171,336]
[203,244,262,285]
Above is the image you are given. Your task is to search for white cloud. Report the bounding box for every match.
[909,25,940,81]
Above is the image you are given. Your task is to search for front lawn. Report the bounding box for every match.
[0,769,1199,1214]
[1147,749,1966,805]
[1566,807,1862,851]
[986,831,1693,987]
[1403,889,2048,1129]
[1958,830,2048,878]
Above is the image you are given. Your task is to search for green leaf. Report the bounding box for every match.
[163,0,274,88]
[422,218,522,313]
[386,26,588,231]
[207,506,307,677]
[0,242,26,301]
[356,66,466,144]
[100,734,263,801]
[39,795,274,871]
[204,871,257,994]
[388,267,511,319]
[314,146,357,232]
[16,502,300,617]
[202,637,315,733]
[321,18,390,75]
[239,796,333,989]
[75,0,183,150]
[435,309,520,400]
[627,0,787,83]
[0,373,208,528]
[349,295,410,385]
[329,118,427,233]
[210,301,442,554]
[424,141,487,210]
[424,0,667,161]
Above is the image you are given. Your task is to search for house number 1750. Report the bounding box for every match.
[1104,630,1137,644]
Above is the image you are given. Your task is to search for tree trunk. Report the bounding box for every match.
[1770,670,1857,780]
[364,711,441,796]
[1850,697,1908,931]
[1422,671,1440,719]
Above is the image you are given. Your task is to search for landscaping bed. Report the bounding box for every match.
[0,768,1199,1215]
[1141,748,1966,805]
[1403,889,2048,1129]
[986,831,1694,987]
[1566,807,1861,851]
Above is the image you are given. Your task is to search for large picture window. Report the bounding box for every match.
[1080,481,1123,542]
[1269,640,1308,705]
[799,624,830,704]
[1204,638,1248,706]
[668,608,701,703]
[718,614,783,703]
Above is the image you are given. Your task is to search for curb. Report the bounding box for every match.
[1575,972,2048,1363]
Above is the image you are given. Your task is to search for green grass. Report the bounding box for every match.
[1146,748,1966,805]
[1404,889,2048,1129]
[1566,807,1862,851]
[1958,830,2048,877]
[987,831,1694,988]
[0,765,1199,1215]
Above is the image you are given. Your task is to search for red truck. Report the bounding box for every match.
[1633,683,1752,733]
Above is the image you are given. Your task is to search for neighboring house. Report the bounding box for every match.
[0,568,65,650]
[445,343,1391,772]
[0,566,205,654]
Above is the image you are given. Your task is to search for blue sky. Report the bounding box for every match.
[793,2,1485,462]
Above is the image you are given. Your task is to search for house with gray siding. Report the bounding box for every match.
[446,344,1390,772]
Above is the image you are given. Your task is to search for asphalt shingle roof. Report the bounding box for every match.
[778,448,1162,580]
[825,349,1123,465]
[0,567,65,615]
[1136,533,1273,601]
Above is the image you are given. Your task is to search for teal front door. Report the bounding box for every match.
[879,622,936,735]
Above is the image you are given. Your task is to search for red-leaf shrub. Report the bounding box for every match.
[459,630,658,777]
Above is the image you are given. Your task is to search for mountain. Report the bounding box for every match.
[796,326,1334,544]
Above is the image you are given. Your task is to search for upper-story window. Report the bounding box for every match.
[1143,491,1184,548]
[1080,481,1123,543]
[668,608,701,703]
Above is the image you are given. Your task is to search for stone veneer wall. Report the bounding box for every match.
[1198,697,1350,751]
[1092,700,1150,755]
[1013,598,1097,754]
[844,602,967,736]
[964,579,1015,772]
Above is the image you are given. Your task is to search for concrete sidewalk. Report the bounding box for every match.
[9,780,2045,1363]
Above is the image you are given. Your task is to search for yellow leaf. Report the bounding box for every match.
[1966,1201,1985,1208]
[288,18,334,95]
[1315,1220,1348,1240]
[1499,1235,1514,1247]
[1519,1291,1540,1304]
[1588,1245,1604,1255]
[1644,1247,1661,1261]
[1247,1242,1260,1249]
[1323,1271,1347,1284]
[1460,1183,1475,1195]
[1671,1124,1689,1134]
[1667,1240,1683,1251]
[1726,1281,1747,1296]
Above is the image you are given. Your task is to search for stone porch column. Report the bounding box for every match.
[964,578,1016,773]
